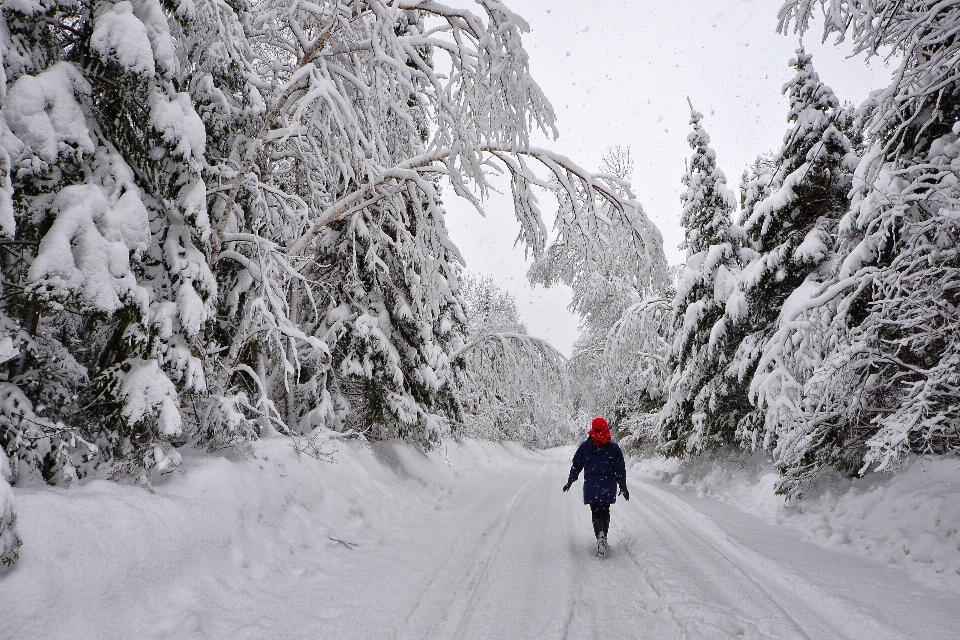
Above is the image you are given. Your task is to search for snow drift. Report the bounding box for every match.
[0,436,538,639]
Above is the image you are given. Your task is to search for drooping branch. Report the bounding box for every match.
[287,145,655,258]
[450,331,566,362]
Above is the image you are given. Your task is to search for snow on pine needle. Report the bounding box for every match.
[727,50,858,466]
[736,1,960,494]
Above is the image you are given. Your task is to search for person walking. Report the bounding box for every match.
[563,417,628,556]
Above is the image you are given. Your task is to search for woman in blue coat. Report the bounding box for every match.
[563,417,628,555]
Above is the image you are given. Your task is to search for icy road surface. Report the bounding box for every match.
[2,441,958,639]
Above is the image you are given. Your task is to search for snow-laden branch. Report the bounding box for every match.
[287,145,651,257]
[450,331,566,362]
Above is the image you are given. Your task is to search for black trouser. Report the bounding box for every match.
[590,504,610,538]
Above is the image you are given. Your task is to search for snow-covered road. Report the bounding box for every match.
[326,448,958,640]
[2,441,958,639]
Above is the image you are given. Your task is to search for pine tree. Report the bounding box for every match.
[731,49,857,451]
[0,0,240,479]
[307,187,466,444]
[660,106,745,457]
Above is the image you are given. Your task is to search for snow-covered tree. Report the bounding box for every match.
[530,146,669,422]
[599,297,673,450]
[452,331,571,447]
[660,106,746,457]
[530,146,668,337]
[0,0,232,479]
[453,274,572,447]
[754,0,960,494]
[459,273,527,339]
[0,0,658,481]
[203,1,661,446]
[730,50,858,451]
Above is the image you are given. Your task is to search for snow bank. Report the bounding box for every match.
[633,452,960,594]
[0,453,20,568]
[0,436,538,639]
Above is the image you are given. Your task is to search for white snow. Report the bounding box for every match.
[0,468,18,566]
[180,178,210,239]
[712,263,737,303]
[118,359,183,436]
[793,226,830,264]
[0,132,14,237]
[2,440,959,639]
[0,336,17,364]
[130,0,178,76]
[175,280,205,337]
[3,62,94,165]
[635,452,960,595]
[91,2,156,76]
[149,91,206,162]
[28,154,151,314]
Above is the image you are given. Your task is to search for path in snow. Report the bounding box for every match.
[2,442,958,639]
[308,448,959,640]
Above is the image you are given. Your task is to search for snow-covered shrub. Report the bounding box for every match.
[0,381,95,484]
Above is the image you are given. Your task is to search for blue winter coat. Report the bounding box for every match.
[567,439,627,505]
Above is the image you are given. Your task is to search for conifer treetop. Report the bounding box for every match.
[680,103,737,258]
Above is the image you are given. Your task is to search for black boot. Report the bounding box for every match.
[590,505,603,538]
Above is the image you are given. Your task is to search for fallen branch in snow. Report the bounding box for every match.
[329,537,357,549]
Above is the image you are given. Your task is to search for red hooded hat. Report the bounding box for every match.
[589,417,611,446]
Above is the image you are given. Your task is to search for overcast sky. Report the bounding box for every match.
[444,0,893,356]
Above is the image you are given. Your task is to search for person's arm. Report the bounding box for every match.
[563,444,585,491]
[614,444,629,500]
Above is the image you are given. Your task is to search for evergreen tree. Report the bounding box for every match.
[660,106,745,456]
[0,0,241,480]
[766,0,960,494]
[730,49,858,451]
[306,187,466,444]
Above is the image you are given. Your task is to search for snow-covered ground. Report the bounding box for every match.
[2,439,958,640]
[635,452,960,595]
